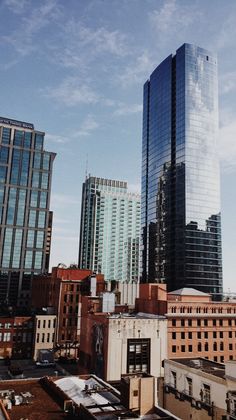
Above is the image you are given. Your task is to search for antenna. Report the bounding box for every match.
[85,153,88,179]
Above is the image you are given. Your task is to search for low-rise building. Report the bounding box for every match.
[162,357,236,420]
[32,267,105,356]
[136,284,236,363]
[79,294,167,381]
[33,314,57,360]
[0,374,178,419]
[0,316,34,359]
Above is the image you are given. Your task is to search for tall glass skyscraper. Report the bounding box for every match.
[0,116,56,307]
[141,43,222,299]
[79,176,140,282]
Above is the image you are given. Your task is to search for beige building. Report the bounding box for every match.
[106,313,167,381]
[162,357,236,419]
[33,314,57,360]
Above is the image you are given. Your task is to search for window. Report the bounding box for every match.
[213,342,217,351]
[42,333,45,343]
[36,333,39,343]
[213,331,217,339]
[220,342,224,351]
[229,319,232,326]
[205,343,208,351]
[188,332,192,339]
[201,384,211,405]
[181,319,185,327]
[172,319,176,327]
[220,331,223,338]
[229,343,233,351]
[181,345,185,352]
[127,339,150,374]
[172,345,176,353]
[213,319,216,326]
[188,345,192,352]
[172,332,176,340]
[204,332,208,339]
[219,319,223,326]
[198,343,202,351]
[35,134,44,150]
[43,320,46,328]
[188,319,192,326]
[171,371,177,388]
[47,333,50,343]
[3,332,11,342]
[197,332,201,339]
[229,331,232,338]
[37,319,41,329]
[197,319,201,327]
[186,377,192,396]
[204,319,208,326]
[48,320,51,329]
[181,332,185,339]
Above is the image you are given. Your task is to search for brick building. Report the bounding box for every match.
[136,284,236,364]
[0,316,34,359]
[31,267,105,355]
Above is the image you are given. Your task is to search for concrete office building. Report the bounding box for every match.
[0,116,55,307]
[79,176,140,283]
[141,44,222,299]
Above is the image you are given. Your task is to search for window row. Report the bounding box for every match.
[171,318,234,327]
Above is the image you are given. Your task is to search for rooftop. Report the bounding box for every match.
[169,358,226,379]
[108,312,166,320]
[169,288,210,296]
[0,378,66,420]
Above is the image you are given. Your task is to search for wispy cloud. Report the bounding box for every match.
[45,133,69,144]
[73,115,99,137]
[1,0,60,57]
[149,0,200,40]
[113,103,142,116]
[118,51,154,87]
[44,77,100,107]
[4,0,29,14]
[219,119,236,173]
[49,19,129,72]
[220,71,236,95]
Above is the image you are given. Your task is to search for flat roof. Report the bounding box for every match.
[109,312,166,320]
[169,357,225,379]
[0,378,66,419]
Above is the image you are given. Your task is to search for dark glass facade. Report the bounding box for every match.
[0,118,56,306]
[141,44,222,299]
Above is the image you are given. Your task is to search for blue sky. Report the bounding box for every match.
[0,0,235,291]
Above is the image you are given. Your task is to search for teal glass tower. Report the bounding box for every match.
[0,117,56,307]
[79,176,140,282]
[141,44,222,299]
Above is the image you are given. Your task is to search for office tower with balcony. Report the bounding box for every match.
[141,43,222,298]
[0,116,56,307]
[79,176,140,283]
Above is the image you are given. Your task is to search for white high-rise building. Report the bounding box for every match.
[79,176,140,282]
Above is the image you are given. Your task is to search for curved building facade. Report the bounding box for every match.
[141,43,222,299]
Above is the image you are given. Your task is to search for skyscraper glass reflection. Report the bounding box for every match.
[141,44,222,299]
[0,117,56,306]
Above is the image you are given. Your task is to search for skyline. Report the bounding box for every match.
[0,0,235,291]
